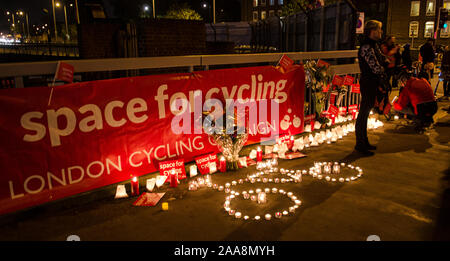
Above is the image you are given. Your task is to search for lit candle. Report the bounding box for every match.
[289,207,296,213]
[251,195,257,201]
[257,192,267,204]
[271,188,278,193]
[249,190,254,194]
[238,179,244,184]
[287,192,293,197]
[218,185,224,191]
[162,202,169,211]
[333,164,340,174]
[209,161,217,174]
[275,212,282,219]
[243,193,250,200]
[288,136,295,150]
[339,178,345,182]
[256,188,262,194]
[325,176,331,181]
[224,201,230,209]
[295,200,302,206]
[274,178,280,183]
[235,212,242,219]
[189,165,198,177]
[131,176,139,196]
[225,183,231,188]
[283,211,289,216]
[225,188,231,193]
[244,216,250,220]
[265,214,272,220]
[254,216,261,220]
[228,209,235,216]
[170,169,178,188]
[265,188,270,193]
[219,156,227,172]
[256,146,263,162]
[323,165,331,175]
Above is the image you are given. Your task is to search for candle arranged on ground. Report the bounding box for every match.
[162,202,169,211]
[170,169,178,188]
[131,176,139,196]
[288,136,295,150]
[209,161,217,174]
[333,164,340,174]
[219,156,227,172]
[256,146,263,162]
[189,165,198,177]
[257,192,267,204]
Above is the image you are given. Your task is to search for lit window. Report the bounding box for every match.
[426,0,435,16]
[261,11,267,20]
[270,0,275,6]
[441,22,450,38]
[253,11,258,21]
[444,1,450,9]
[409,21,419,38]
[253,0,258,7]
[424,21,434,38]
[410,1,420,16]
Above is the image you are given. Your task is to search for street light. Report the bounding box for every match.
[55,1,69,41]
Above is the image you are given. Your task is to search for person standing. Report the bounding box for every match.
[356,20,389,156]
[420,38,436,79]
[440,45,450,99]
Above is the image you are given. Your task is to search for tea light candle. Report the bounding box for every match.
[243,193,250,199]
[265,214,272,220]
[295,200,302,206]
[225,188,231,193]
[283,211,289,216]
[339,178,345,182]
[254,216,261,220]
[257,192,267,204]
[289,207,296,213]
[287,192,293,197]
[272,188,278,193]
[323,165,331,175]
[209,162,217,174]
[325,176,331,181]
[262,178,268,183]
[225,183,231,188]
[274,178,280,183]
[244,215,249,220]
[232,181,237,186]
[224,201,230,209]
[131,176,139,196]
[162,202,169,211]
[213,184,218,189]
[275,212,282,219]
[249,190,254,194]
[218,186,224,191]
[235,212,242,219]
[228,209,235,215]
[238,179,244,184]
[251,195,257,201]
[256,147,263,162]
[333,164,340,174]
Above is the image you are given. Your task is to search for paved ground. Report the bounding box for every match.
[0,98,448,241]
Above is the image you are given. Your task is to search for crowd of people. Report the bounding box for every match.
[356,20,444,156]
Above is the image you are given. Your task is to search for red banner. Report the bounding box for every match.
[328,105,339,117]
[332,75,344,86]
[278,55,295,73]
[158,159,186,180]
[55,61,74,83]
[339,106,347,115]
[343,75,354,86]
[195,153,217,175]
[348,104,359,111]
[0,65,305,215]
[351,84,360,93]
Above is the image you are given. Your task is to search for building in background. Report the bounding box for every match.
[241,0,285,22]
[386,0,450,48]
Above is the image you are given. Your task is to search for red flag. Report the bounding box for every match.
[343,75,355,85]
[278,54,294,73]
[332,75,344,86]
[54,61,74,83]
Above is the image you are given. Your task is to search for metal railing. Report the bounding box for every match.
[0,43,79,58]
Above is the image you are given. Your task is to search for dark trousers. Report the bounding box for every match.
[355,78,377,147]
[444,80,450,96]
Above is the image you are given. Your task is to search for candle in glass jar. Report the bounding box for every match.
[256,146,263,162]
[219,156,226,172]
[275,212,282,219]
[265,214,272,220]
[333,164,340,174]
[235,212,242,219]
[131,176,139,196]
[323,165,331,175]
[251,195,257,201]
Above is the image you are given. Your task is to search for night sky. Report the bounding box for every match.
[0,0,242,33]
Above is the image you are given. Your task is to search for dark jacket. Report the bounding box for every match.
[358,37,388,84]
[420,42,435,64]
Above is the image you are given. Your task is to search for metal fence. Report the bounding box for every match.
[0,51,361,118]
[0,43,79,57]
[250,1,356,53]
